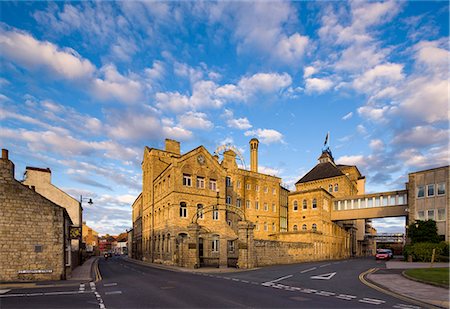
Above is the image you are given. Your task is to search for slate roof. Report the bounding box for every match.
[295,162,344,184]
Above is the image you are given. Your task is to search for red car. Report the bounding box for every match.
[375,249,390,260]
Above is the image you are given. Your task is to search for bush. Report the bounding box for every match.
[404,242,449,262]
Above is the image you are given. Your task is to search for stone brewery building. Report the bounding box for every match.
[131,139,449,269]
[0,149,72,281]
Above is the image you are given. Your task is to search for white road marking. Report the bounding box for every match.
[301,288,317,294]
[0,289,11,295]
[269,274,293,283]
[103,283,117,287]
[300,267,317,273]
[105,291,122,295]
[319,263,331,268]
[359,298,385,305]
[241,280,249,283]
[232,278,240,281]
[315,291,335,296]
[393,304,422,309]
[310,272,336,280]
[335,294,357,300]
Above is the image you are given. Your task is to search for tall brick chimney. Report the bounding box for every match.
[1,148,15,178]
[165,139,180,155]
[249,138,259,173]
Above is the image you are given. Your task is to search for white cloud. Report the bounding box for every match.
[238,72,292,94]
[223,109,252,130]
[0,127,139,162]
[303,66,317,78]
[353,63,404,94]
[342,112,353,120]
[392,126,449,148]
[227,117,252,130]
[336,155,367,168]
[178,111,213,130]
[305,78,333,94]
[155,91,191,113]
[356,124,367,135]
[91,64,143,103]
[162,125,193,141]
[156,72,291,113]
[358,105,390,123]
[244,128,284,144]
[369,139,384,152]
[207,2,309,64]
[0,26,95,80]
[145,60,165,80]
[258,165,282,176]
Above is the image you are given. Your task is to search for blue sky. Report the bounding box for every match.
[1,1,448,235]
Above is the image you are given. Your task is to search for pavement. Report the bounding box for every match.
[0,257,98,289]
[362,260,449,309]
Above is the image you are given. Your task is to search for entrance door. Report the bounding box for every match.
[199,238,204,267]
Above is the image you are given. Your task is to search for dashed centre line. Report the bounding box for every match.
[300,267,317,273]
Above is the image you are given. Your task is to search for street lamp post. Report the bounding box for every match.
[78,196,93,263]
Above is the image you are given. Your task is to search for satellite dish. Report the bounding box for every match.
[214,144,246,170]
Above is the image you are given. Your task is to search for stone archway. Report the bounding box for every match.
[184,205,255,269]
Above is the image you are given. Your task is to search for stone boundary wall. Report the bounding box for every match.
[254,240,314,266]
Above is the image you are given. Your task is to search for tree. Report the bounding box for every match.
[407,220,440,244]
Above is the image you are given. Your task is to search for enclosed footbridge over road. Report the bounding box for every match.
[331,190,409,221]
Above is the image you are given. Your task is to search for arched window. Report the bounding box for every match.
[302,199,307,210]
[312,223,317,231]
[264,222,268,231]
[167,234,171,253]
[334,184,339,192]
[328,184,333,193]
[272,222,276,231]
[197,204,204,219]
[302,224,307,231]
[179,202,187,218]
[312,198,317,209]
[293,225,298,231]
[293,200,298,211]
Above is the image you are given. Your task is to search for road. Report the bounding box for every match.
[1,257,422,308]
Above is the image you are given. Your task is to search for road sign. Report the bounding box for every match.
[310,272,336,280]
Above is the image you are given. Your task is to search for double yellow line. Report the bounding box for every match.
[359,268,438,309]
[94,258,102,282]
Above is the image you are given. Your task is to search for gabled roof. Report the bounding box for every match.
[296,162,344,184]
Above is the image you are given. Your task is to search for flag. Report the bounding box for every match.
[324,132,329,146]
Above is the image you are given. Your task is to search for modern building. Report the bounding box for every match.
[0,149,72,281]
[407,166,449,240]
[22,166,83,267]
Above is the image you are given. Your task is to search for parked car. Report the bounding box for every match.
[375,249,390,260]
[385,249,393,259]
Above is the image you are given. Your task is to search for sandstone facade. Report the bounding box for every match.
[0,150,72,281]
[132,140,353,269]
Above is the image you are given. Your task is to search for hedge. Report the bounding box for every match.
[404,242,449,262]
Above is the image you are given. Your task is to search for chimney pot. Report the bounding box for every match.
[2,149,8,160]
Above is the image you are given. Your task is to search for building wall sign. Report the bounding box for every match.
[18,269,53,274]
[70,226,82,239]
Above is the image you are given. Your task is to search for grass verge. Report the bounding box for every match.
[404,268,449,287]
